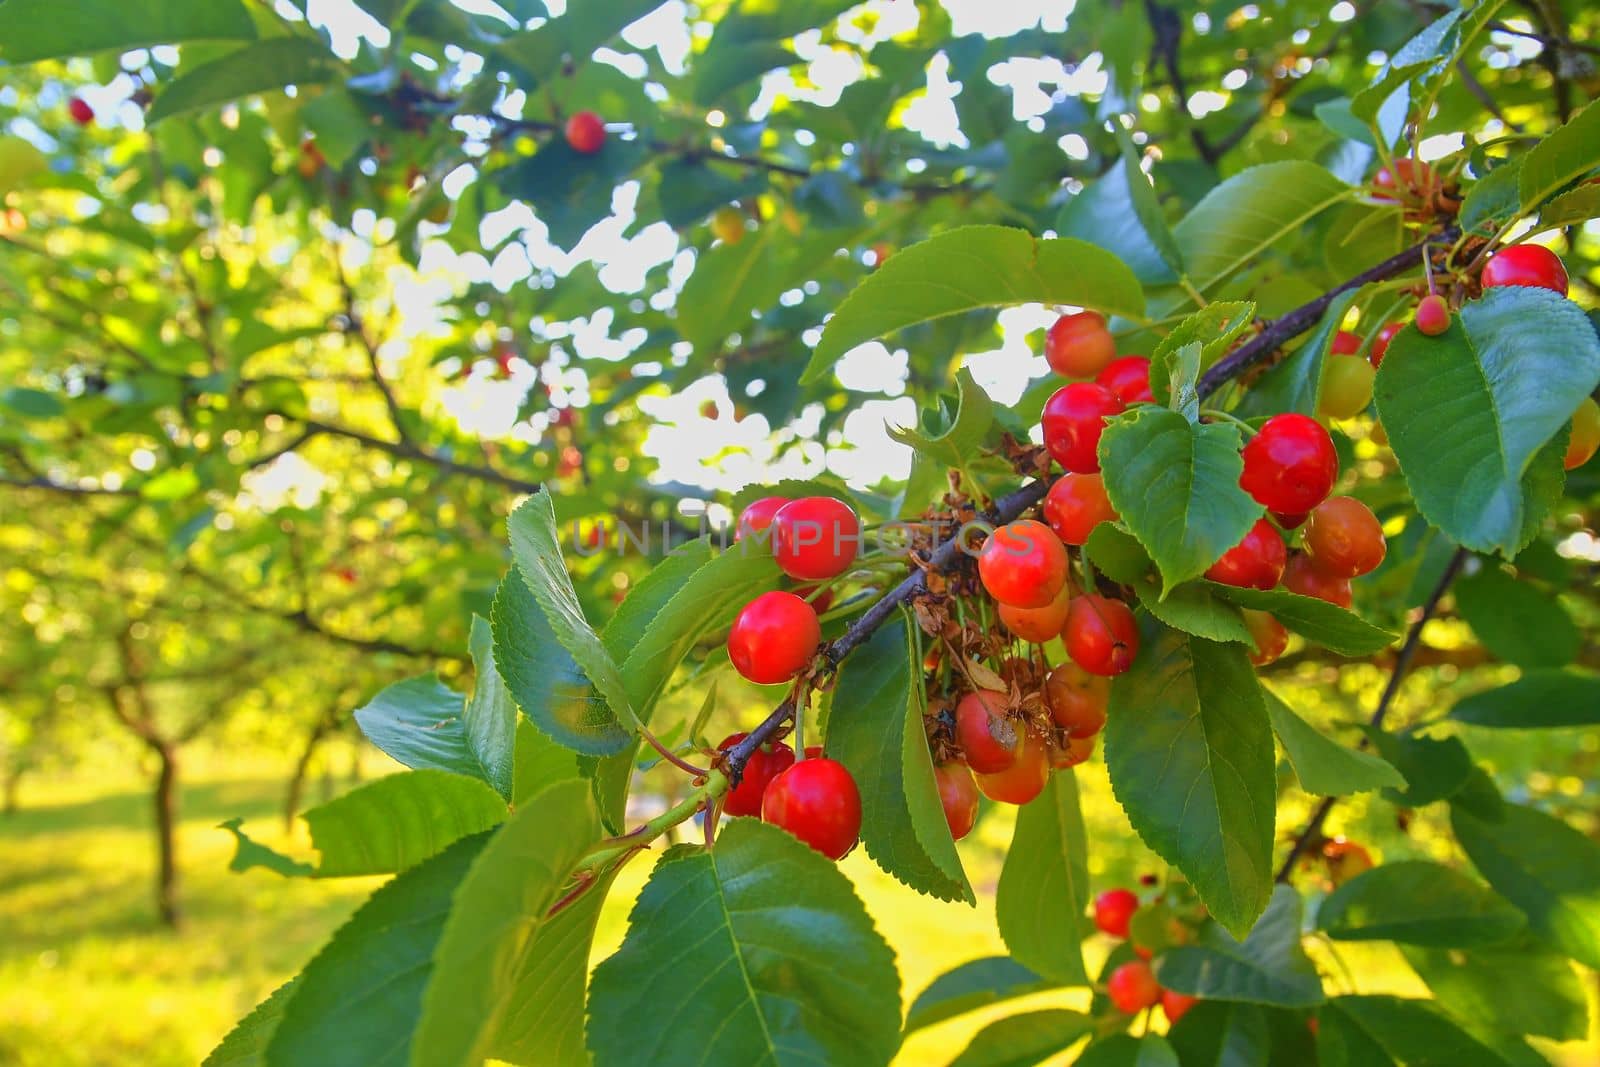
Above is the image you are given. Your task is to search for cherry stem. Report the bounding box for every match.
[638,721,709,778]
[1274,546,1468,882]
[1199,408,1257,436]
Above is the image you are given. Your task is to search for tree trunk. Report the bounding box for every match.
[284,718,332,831]
[151,740,182,929]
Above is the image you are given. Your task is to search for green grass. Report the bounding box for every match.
[2,756,1593,1066]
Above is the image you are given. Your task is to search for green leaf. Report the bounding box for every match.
[1155,886,1325,1008]
[1237,291,1359,419]
[203,978,299,1067]
[1056,156,1181,285]
[688,0,855,105]
[496,0,666,84]
[1172,163,1351,296]
[655,159,768,228]
[1450,669,1600,729]
[411,780,599,1067]
[1518,100,1600,214]
[1453,565,1580,668]
[148,39,340,123]
[1161,342,1203,421]
[829,615,972,903]
[1264,688,1404,795]
[264,833,489,1066]
[587,819,902,1067]
[997,771,1091,985]
[1460,159,1523,235]
[1318,861,1525,946]
[1105,626,1276,936]
[1318,995,1513,1067]
[903,958,1053,1035]
[887,366,994,472]
[354,674,506,788]
[1083,526,1252,645]
[1204,583,1396,656]
[1167,1001,1271,1067]
[1402,934,1589,1042]
[803,226,1145,383]
[681,226,847,355]
[0,386,64,418]
[948,1010,1094,1067]
[301,771,506,878]
[508,490,639,736]
[1149,302,1255,406]
[1541,182,1600,228]
[1367,728,1473,807]
[465,616,516,800]
[1098,407,1262,596]
[0,0,255,63]
[220,818,314,878]
[1374,287,1600,555]
[491,568,627,757]
[1452,802,1600,970]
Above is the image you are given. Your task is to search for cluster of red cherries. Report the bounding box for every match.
[1092,886,1199,1021]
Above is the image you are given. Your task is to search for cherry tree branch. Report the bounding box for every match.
[1274,546,1469,882]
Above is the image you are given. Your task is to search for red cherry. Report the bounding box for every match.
[1050,732,1096,768]
[1302,496,1386,578]
[934,762,980,841]
[1096,356,1154,404]
[1162,990,1199,1024]
[1107,960,1162,1014]
[1481,244,1568,295]
[1243,609,1288,667]
[1282,554,1353,609]
[772,496,860,581]
[974,729,1050,806]
[1065,595,1139,676]
[1093,888,1140,938]
[1369,322,1403,368]
[1205,518,1287,590]
[954,690,1023,773]
[1272,510,1310,530]
[1330,330,1361,355]
[998,582,1072,643]
[1322,837,1375,886]
[736,495,789,542]
[564,110,606,155]
[978,520,1069,608]
[1045,311,1116,378]
[1567,397,1600,470]
[1415,294,1451,336]
[1042,383,1124,474]
[727,591,821,684]
[717,733,796,817]
[68,97,95,125]
[1239,414,1338,514]
[1044,661,1109,737]
[761,757,861,860]
[1043,472,1119,546]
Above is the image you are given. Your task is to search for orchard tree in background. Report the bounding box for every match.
[3,0,1600,1064]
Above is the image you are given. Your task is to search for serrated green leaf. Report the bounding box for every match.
[264,834,489,1066]
[1318,996,1513,1067]
[496,0,666,84]
[1162,342,1203,421]
[829,615,972,903]
[1374,287,1600,555]
[1056,156,1180,285]
[948,1010,1094,1067]
[353,674,506,787]
[508,490,639,735]
[411,779,599,1067]
[903,957,1053,1035]
[1450,669,1600,729]
[1099,408,1262,596]
[1453,565,1580,669]
[1204,584,1397,656]
[148,39,341,123]
[1172,163,1351,296]
[804,227,1145,383]
[1263,688,1404,795]
[0,0,255,63]
[301,771,506,878]
[1452,802,1600,970]
[466,616,516,800]
[1083,526,1252,644]
[203,978,299,1067]
[1156,886,1324,1007]
[1460,159,1523,235]
[682,225,848,355]
[1402,934,1589,1042]
[996,771,1090,984]
[1318,861,1525,946]
[1518,100,1600,214]
[1105,626,1275,936]
[887,366,994,471]
[1540,182,1600,228]
[587,819,902,1067]
[1149,301,1255,406]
